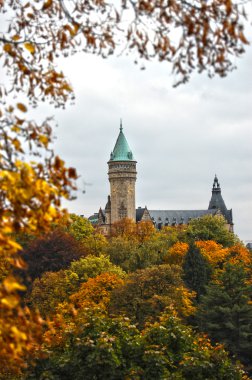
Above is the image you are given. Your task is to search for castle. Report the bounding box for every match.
[89,124,233,233]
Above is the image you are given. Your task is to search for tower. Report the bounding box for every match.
[108,122,137,224]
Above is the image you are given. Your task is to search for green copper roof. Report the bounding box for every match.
[110,122,134,161]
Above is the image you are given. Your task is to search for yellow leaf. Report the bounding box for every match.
[11,326,27,341]
[39,134,49,147]
[1,295,19,308]
[3,276,26,293]
[3,43,12,53]
[62,83,73,92]
[7,239,22,251]
[12,35,21,41]
[16,103,27,112]
[11,124,21,133]
[12,138,22,151]
[24,42,35,54]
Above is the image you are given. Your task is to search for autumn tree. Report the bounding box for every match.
[0,277,44,379]
[26,310,248,380]
[66,254,126,288]
[28,254,125,317]
[110,264,195,328]
[196,240,252,270]
[27,270,71,318]
[19,229,87,284]
[107,235,169,272]
[186,214,238,247]
[164,241,189,266]
[70,272,124,311]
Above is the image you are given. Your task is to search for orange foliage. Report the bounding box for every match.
[196,241,252,269]
[164,242,189,266]
[44,273,123,348]
[111,218,156,243]
[196,240,229,266]
[70,272,124,310]
[228,244,252,267]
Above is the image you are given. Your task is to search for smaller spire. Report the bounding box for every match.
[213,174,220,191]
[120,119,123,132]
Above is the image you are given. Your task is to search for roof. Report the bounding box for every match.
[136,206,233,226]
[109,122,134,162]
[88,213,99,224]
[146,209,217,225]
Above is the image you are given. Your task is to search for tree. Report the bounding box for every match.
[65,213,109,255]
[196,263,252,372]
[195,240,230,267]
[26,310,247,380]
[183,243,212,300]
[66,214,94,241]
[196,240,252,270]
[70,272,124,310]
[27,270,71,318]
[28,254,125,317]
[0,276,44,379]
[164,241,189,266]
[66,254,126,289]
[111,218,156,243]
[110,264,195,328]
[19,229,87,284]
[186,215,238,247]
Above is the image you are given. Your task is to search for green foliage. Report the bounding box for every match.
[107,235,169,272]
[26,311,246,380]
[66,254,125,288]
[183,243,212,300]
[186,215,238,247]
[196,263,252,372]
[67,214,94,241]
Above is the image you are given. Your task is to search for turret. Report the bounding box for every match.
[208,175,233,229]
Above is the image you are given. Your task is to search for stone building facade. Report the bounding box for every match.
[89,124,233,233]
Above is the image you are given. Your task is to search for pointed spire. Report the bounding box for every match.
[212,174,221,192]
[109,121,134,161]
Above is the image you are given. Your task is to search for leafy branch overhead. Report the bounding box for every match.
[0,0,250,104]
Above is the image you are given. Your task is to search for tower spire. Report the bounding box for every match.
[212,174,220,192]
[109,122,134,161]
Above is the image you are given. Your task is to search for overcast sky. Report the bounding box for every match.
[29,41,252,242]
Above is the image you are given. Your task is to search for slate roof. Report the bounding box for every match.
[109,122,134,161]
[136,207,146,221]
[136,208,217,225]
